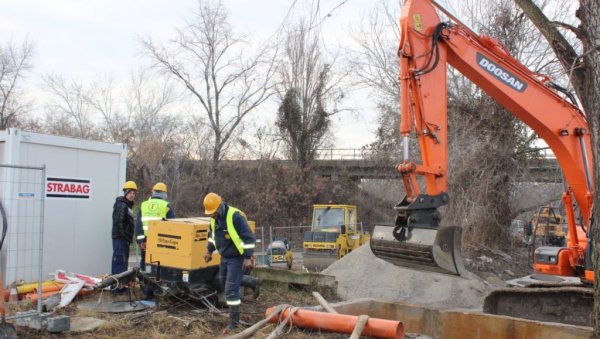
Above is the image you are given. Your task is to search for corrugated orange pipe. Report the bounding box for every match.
[265,306,404,339]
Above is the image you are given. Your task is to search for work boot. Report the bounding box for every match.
[241,275,261,299]
[223,305,240,334]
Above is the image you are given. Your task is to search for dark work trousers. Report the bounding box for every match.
[139,248,153,297]
[220,256,244,306]
[112,238,130,275]
[140,249,146,270]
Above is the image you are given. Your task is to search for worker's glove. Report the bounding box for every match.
[204,252,213,263]
[243,258,253,270]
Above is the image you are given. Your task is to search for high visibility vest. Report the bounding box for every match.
[140,198,169,236]
[210,206,254,255]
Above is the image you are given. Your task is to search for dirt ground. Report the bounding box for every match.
[463,241,532,282]
[9,239,533,338]
[10,281,346,339]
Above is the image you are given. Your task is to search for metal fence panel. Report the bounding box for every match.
[0,164,45,317]
[268,226,311,251]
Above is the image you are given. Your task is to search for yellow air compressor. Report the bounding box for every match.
[144,217,256,298]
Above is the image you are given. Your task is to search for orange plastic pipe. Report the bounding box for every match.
[24,291,60,302]
[16,281,62,295]
[265,307,404,339]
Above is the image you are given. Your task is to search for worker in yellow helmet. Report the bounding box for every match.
[134,182,175,298]
[203,192,257,334]
[111,181,137,294]
[135,183,174,267]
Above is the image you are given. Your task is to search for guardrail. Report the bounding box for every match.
[315,148,370,160]
[315,147,557,161]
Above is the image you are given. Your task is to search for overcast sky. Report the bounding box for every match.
[0,0,385,149]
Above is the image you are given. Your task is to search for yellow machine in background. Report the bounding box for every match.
[302,204,370,271]
[528,207,566,246]
[267,237,293,270]
[145,217,256,297]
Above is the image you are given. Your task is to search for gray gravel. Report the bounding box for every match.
[322,243,494,310]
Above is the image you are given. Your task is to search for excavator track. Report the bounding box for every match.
[484,286,593,327]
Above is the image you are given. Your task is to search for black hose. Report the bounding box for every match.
[547,82,578,106]
[415,23,449,76]
[0,200,8,251]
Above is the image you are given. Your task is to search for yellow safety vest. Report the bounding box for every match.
[140,198,169,236]
[209,206,253,255]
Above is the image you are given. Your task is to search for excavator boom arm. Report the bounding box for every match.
[371,0,594,280]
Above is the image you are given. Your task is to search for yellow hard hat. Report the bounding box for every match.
[153,182,167,192]
[122,181,138,191]
[204,192,222,215]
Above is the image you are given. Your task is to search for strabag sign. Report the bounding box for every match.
[46,177,92,199]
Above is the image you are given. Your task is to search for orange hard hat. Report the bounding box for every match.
[153,182,167,192]
[204,192,222,215]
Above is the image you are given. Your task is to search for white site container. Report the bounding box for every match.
[0,128,127,285]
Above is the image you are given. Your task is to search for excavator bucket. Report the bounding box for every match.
[370,224,466,276]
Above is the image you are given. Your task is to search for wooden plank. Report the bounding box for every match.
[312,291,338,314]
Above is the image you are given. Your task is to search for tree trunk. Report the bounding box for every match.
[513,0,586,100]
[211,132,222,176]
[578,1,600,336]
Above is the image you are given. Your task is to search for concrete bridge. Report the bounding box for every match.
[310,148,562,182]
[227,148,563,183]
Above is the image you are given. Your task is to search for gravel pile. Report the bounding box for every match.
[322,243,493,310]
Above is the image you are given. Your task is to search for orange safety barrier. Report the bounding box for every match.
[265,306,404,339]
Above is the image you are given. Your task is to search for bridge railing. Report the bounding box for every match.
[316,147,558,161]
[315,148,370,160]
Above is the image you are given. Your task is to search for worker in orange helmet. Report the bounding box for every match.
[203,192,258,334]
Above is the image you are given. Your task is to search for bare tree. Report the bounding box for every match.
[89,71,186,199]
[276,18,344,170]
[0,39,34,129]
[349,1,400,104]
[142,0,275,174]
[230,124,282,161]
[348,1,402,157]
[86,76,132,144]
[43,75,101,139]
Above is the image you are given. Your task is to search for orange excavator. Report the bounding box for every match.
[370,0,595,325]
